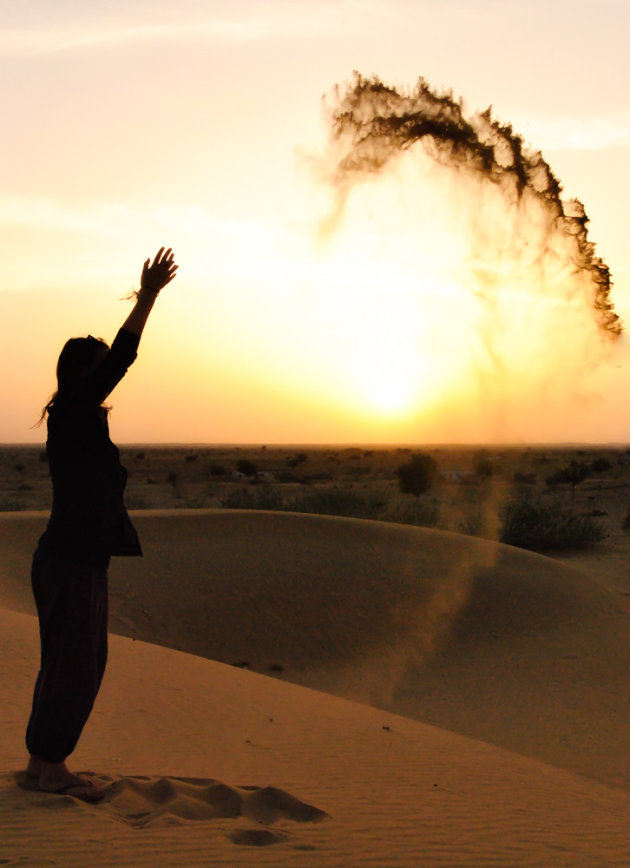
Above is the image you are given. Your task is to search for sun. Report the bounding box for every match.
[360,373,420,415]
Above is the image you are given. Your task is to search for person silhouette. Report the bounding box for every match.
[25,248,178,801]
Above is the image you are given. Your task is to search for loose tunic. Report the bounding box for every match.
[37,328,142,565]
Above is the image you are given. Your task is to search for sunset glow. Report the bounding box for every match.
[2,1,630,444]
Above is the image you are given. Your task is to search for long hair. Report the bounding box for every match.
[37,335,110,425]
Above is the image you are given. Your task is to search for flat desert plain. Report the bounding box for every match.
[0,445,629,866]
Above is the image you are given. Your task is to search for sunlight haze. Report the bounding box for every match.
[2,0,630,444]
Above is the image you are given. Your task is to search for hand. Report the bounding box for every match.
[141,247,178,294]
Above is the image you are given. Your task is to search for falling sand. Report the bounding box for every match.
[302,72,624,440]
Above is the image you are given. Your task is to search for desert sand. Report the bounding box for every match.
[1,508,629,866]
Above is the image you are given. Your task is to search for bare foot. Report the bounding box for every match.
[25,755,41,779]
[36,759,106,802]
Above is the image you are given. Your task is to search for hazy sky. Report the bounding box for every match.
[2,0,630,444]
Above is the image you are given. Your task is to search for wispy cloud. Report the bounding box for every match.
[0,193,277,243]
[1,21,265,55]
[514,112,630,151]
[0,1,383,56]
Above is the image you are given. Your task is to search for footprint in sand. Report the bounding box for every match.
[66,774,328,846]
[14,771,327,846]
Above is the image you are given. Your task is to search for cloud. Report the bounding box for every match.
[0,194,279,246]
[0,1,383,56]
[514,111,630,151]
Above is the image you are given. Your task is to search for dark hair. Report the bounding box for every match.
[37,335,110,424]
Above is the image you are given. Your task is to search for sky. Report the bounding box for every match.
[2,0,630,444]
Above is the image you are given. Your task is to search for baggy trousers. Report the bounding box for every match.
[26,548,109,764]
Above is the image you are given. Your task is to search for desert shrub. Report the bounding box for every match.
[0,496,25,511]
[500,494,604,552]
[396,452,438,499]
[286,452,308,468]
[474,451,493,478]
[384,499,439,528]
[125,493,149,509]
[513,471,536,485]
[221,486,284,510]
[182,493,209,508]
[236,459,257,477]
[545,461,589,498]
[288,488,384,520]
[209,464,227,476]
[454,513,492,537]
[590,457,612,475]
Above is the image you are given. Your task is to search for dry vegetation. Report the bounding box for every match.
[2,444,630,537]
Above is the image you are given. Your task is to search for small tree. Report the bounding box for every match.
[286,452,308,468]
[236,459,257,477]
[545,461,589,504]
[590,457,611,474]
[474,453,493,479]
[167,470,179,497]
[396,453,437,501]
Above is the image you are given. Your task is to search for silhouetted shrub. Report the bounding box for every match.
[236,459,257,477]
[590,457,612,475]
[474,451,493,478]
[500,494,604,551]
[167,471,179,495]
[384,500,439,528]
[221,486,283,510]
[286,452,308,468]
[513,471,536,485]
[289,488,384,519]
[545,461,589,499]
[396,453,438,500]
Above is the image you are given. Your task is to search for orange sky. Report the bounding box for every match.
[2,0,630,444]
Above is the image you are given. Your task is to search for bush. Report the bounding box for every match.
[396,452,437,499]
[286,452,308,468]
[500,494,604,552]
[384,499,439,529]
[545,461,589,496]
[590,457,612,475]
[288,488,384,520]
[513,471,536,485]
[236,459,257,477]
[221,486,284,510]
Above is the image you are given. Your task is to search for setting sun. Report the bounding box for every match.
[1,1,629,444]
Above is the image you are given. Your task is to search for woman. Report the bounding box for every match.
[25,248,178,801]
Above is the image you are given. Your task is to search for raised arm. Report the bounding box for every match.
[123,247,178,339]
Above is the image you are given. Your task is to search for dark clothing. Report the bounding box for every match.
[26,549,108,763]
[38,327,142,566]
[27,327,141,762]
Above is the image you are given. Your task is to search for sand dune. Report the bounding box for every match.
[1,510,629,865]
[2,509,628,787]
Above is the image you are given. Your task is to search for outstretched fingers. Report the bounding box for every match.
[142,247,178,292]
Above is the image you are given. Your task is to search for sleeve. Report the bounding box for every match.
[78,328,140,405]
